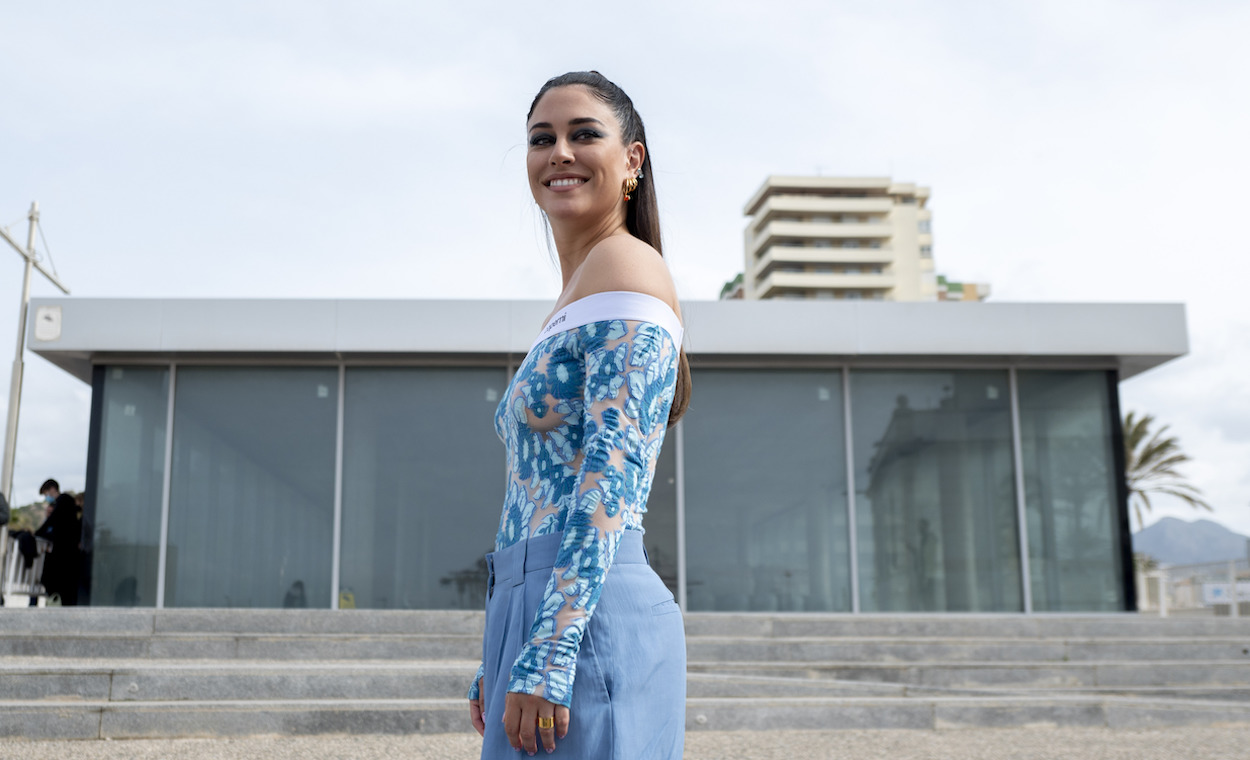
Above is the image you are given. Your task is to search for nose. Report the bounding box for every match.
[550,136,574,165]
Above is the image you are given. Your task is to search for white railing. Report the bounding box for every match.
[2,533,51,607]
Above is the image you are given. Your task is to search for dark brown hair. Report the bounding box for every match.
[528,71,691,427]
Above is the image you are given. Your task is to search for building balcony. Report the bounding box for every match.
[753,270,896,297]
[751,247,894,278]
[746,196,895,232]
[743,176,898,215]
[748,221,893,257]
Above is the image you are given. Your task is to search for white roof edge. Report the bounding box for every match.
[27,297,1188,384]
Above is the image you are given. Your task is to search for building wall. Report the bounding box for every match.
[85,360,1131,614]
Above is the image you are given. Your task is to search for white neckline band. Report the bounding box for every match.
[529,291,684,354]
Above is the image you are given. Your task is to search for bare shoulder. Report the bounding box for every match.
[574,235,682,320]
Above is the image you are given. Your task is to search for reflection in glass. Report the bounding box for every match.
[851,370,1021,612]
[339,368,505,609]
[1018,371,1124,611]
[90,366,168,607]
[683,370,850,612]
[644,441,678,597]
[166,368,338,608]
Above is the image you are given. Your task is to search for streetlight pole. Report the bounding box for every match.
[0,202,70,576]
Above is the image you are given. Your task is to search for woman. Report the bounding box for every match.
[467,71,690,758]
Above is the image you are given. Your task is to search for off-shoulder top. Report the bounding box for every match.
[468,290,683,708]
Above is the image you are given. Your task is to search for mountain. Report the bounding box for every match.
[1132,517,1249,566]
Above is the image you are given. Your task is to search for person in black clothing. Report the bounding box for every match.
[35,478,82,605]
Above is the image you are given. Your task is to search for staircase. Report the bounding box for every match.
[683,614,1250,731]
[2,609,1249,739]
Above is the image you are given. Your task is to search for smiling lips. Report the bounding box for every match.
[546,177,587,188]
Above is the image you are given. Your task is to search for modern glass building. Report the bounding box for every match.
[28,297,1187,614]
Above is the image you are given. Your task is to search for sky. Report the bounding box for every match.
[2,0,1248,535]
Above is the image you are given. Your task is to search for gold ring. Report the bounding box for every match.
[537,716,555,729]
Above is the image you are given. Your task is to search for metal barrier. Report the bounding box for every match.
[1138,558,1250,617]
[2,533,50,606]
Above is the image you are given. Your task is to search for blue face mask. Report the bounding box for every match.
[43,494,55,504]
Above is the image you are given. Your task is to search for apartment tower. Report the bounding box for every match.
[742,176,936,301]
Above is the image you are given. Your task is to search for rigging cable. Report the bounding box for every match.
[36,220,59,278]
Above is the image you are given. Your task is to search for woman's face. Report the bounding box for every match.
[526,85,643,223]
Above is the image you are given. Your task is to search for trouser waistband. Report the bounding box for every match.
[485,530,648,589]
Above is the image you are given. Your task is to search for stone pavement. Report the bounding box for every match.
[2,727,1250,760]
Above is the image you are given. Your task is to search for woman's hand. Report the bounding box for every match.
[468,677,485,736]
[503,691,570,755]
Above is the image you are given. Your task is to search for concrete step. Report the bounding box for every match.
[8,630,1245,663]
[686,636,1250,663]
[0,608,485,636]
[687,673,909,698]
[688,659,1250,690]
[683,613,1250,639]
[9,656,1249,705]
[0,698,467,740]
[0,660,480,702]
[4,694,1249,741]
[0,632,482,660]
[9,609,1250,640]
[684,695,1250,731]
[13,635,1246,664]
[1,661,918,702]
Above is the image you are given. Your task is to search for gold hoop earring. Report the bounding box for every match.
[623,176,639,201]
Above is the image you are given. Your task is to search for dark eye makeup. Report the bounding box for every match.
[528,129,605,148]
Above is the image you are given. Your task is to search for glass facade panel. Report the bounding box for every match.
[339,368,506,609]
[90,366,168,607]
[683,370,851,612]
[1018,371,1125,611]
[165,368,338,608]
[81,359,1132,614]
[851,370,1021,612]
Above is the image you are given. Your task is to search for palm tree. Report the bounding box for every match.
[1123,411,1212,530]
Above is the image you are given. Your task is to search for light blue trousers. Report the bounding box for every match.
[478,531,686,759]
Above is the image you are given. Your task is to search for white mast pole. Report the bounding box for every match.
[1,202,39,506]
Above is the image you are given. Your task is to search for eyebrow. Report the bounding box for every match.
[528,117,606,132]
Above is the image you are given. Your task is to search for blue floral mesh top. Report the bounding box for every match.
[468,290,684,708]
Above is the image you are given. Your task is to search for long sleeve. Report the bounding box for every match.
[467,662,484,700]
[506,319,679,707]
